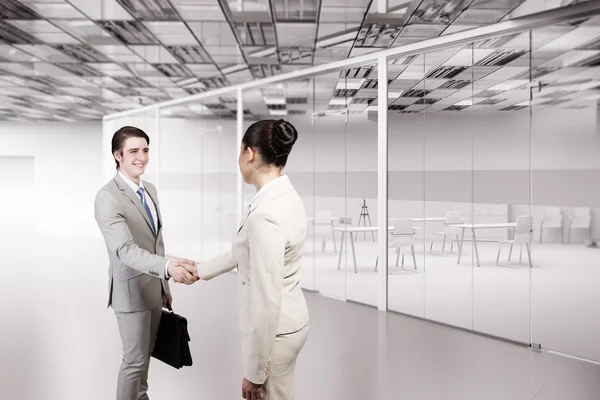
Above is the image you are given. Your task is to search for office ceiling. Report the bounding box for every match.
[0,0,594,121]
[164,14,600,119]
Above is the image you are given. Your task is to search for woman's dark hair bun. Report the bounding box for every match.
[241,119,298,168]
[271,119,298,155]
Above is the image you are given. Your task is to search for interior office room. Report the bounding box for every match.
[1,0,600,399]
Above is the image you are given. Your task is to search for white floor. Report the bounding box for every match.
[301,235,600,362]
[3,231,599,400]
[162,232,600,362]
[163,232,600,362]
[2,229,599,399]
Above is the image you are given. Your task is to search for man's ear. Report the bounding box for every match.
[113,150,122,162]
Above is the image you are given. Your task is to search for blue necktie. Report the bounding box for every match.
[136,187,157,235]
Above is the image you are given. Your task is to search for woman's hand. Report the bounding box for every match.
[241,377,264,400]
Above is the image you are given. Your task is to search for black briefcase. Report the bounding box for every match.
[152,304,193,369]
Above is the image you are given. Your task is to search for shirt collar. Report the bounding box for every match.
[250,175,285,206]
[118,170,145,194]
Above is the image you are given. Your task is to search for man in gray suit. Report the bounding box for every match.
[94,126,198,400]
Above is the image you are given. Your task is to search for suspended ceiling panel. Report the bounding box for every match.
[0,0,596,120]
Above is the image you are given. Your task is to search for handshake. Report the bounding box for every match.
[167,259,200,285]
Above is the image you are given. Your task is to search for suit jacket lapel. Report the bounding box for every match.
[113,174,155,235]
[237,205,252,233]
[237,176,294,233]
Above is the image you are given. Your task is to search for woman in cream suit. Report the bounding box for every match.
[195,119,309,400]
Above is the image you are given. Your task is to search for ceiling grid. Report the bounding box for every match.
[0,0,596,121]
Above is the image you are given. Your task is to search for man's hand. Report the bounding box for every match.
[178,259,199,278]
[167,260,200,285]
[241,378,264,400]
[162,293,172,309]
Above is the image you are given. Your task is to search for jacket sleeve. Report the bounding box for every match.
[196,251,238,281]
[244,214,285,384]
[162,278,171,296]
[94,190,167,277]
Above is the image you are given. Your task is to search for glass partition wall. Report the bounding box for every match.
[530,19,600,361]
[102,5,600,363]
[157,95,238,263]
[385,15,600,354]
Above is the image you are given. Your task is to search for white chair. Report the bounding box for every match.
[496,215,533,266]
[375,218,416,271]
[539,207,563,244]
[314,210,336,253]
[430,210,463,254]
[567,208,591,243]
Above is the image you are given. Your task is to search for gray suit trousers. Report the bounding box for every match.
[115,307,162,400]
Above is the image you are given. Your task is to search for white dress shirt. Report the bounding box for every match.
[118,171,170,278]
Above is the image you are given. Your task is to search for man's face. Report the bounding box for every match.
[115,136,149,180]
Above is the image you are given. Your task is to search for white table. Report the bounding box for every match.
[308,216,341,253]
[334,217,446,273]
[409,217,447,223]
[335,227,387,273]
[455,223,517,267]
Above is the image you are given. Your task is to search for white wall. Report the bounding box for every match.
[0,122,103,399]
[0,122,103,238]
[0,156,34,230]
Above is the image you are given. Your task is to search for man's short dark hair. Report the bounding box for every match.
[111,126,150,170]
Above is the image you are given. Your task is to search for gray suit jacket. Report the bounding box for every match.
[197,176,310,384]
[94,173,170,313]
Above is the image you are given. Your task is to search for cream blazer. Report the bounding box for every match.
[197,175,310,384]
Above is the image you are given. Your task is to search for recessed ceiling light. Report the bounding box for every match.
[263,96,286,104]
[329,98,349,105]
[455,99,473,106]
[488,80,528,91]
[336,80,365,90]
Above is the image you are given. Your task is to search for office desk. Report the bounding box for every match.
[334,217,446,273]
[455,223,517,267]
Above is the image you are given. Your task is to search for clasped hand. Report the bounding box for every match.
[167,259,200,285]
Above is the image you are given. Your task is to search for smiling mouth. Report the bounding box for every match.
[133,163,145,167]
